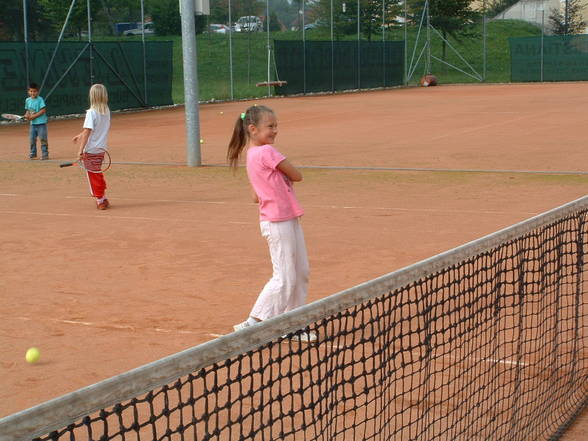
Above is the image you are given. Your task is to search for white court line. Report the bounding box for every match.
[0,193,17,196]
[0,210,180,222]
[428,111,547,142]
[0,194,538,217]
[13,316,202,335]
[483,358,527,367]
[440,352,528,367]
[11,318,527,360]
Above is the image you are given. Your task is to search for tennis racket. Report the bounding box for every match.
[60,150,111,173]
[1,113,25,121]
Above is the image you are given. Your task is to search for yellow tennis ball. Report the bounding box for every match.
[25,347,40,364]
[219,111,224,115]
[200,139,204,144]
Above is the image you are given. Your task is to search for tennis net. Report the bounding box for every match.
[2,196,588,441]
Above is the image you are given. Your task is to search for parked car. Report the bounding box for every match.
[303,20,323,31]
[234,16,262,32]
[208,24,231,34]
[123,23,155,36]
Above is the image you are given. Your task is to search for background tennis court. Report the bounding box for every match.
[1,82,587,439]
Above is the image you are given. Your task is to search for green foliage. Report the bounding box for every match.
[549,0,586,35]
[264,11,282,32]
[38,0,101,37]
[313,0,402,40]
[408,0,479,37]
[148,0,181,35]
[0,0,53,40]
[408,0,479,61]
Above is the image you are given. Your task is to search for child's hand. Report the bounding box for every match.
[72,134,81,143]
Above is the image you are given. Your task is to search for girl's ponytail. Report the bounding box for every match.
[227,105,275,170]
[227,114,247,170]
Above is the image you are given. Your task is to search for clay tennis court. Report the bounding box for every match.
[1,82,587,439]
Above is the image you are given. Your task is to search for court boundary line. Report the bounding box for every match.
[1,159,588,175]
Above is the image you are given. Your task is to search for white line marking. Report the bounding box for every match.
[428,112,544,142]
[483,357,528,367]
[0,196,538,217]
[12,316,202,335]
[0,193,17,196]
[0,210,180,221]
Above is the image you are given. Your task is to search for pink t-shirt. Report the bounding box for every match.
[246,144,304,222]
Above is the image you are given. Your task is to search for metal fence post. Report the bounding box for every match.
[23,0,30,88]
[87,0,93,85]
[180,0,201,167]
[228,0,234,100]
[483,0,487,82]
[141,0,147,104]
[541,9,545,82]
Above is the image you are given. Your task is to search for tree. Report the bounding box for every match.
[314,0,402,40]
[549,0,586,35]
[148,0,206,35]
[97,0,142,35]
[0,0,55,40]
[359,0,402,41]
[264,11,282,32]
[409,0,479,61]
[149,0,181,35]
[38,0,101,38]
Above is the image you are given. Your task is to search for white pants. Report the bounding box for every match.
[251,218,310,321]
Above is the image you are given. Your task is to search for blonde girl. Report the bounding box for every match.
[72,84,111,210]
[228,105,315,341]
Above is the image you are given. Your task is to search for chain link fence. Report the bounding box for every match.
[1,0,583,113]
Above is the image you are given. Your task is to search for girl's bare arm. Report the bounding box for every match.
[277,159,302,182]
[72,128,92,157]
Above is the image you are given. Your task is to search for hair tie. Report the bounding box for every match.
[240,112,246,120]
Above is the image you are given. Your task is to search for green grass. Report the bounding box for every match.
[115,19,541,104]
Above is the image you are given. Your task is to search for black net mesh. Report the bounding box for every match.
[23,206,588,441]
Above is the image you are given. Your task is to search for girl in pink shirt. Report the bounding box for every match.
[227,105,315,342]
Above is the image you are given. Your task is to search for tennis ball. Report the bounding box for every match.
[219,111,224,115]
[200,139,204,144]
[25,347,40,364]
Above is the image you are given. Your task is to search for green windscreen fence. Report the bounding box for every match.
[510,34,588,82]
[274,40,404,95]
[0,41,173,117]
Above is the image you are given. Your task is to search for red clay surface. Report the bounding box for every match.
[1,83,587,439]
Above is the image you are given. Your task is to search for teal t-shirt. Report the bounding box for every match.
[24,96,48,125]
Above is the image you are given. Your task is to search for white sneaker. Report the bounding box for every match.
[233,321,251,332]
[283,330,318,343]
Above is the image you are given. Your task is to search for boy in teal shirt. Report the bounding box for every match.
[24,82,49,160]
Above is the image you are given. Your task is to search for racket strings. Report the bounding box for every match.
[82,153,106,172]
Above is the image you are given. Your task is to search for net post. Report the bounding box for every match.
[180,0,202,167]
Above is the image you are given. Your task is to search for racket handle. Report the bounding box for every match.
[59,162,74,168]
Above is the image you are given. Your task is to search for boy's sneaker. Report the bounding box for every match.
[41,155,49,160]
[103,199,110,208]
[233,321,251,332]
[97,202,108,210]
[29,155,37,160]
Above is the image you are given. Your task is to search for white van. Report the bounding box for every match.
[234,16,262,32]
